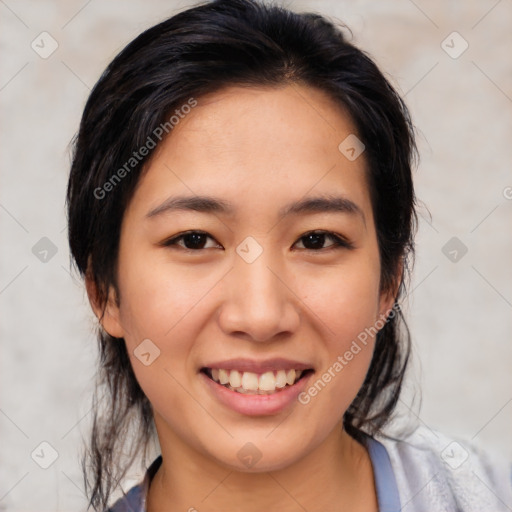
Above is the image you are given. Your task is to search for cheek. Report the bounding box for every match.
[117,250,218,344]
[115,252,229,413]
[295,257,382,402]
[115,259,210,417]
[299,256,382,343]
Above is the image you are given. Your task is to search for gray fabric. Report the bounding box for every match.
[376,425,512,511]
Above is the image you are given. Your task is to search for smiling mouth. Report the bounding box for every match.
[201,367,314,395]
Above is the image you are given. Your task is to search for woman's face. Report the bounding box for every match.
[95,84,394,471]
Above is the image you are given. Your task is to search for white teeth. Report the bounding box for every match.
[275,370,287,388]
[218,368,230,385]
[229,370,241,388]
[241,371,259,390]
[259,371,277,391]
[208,368,306,393]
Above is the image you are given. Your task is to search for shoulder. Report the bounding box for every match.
[374,424,512,512]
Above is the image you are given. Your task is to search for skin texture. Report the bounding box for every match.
[87,84,396,511]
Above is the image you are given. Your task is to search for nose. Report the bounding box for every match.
[217,247,300,343]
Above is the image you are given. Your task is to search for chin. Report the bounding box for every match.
[202,434,312,474]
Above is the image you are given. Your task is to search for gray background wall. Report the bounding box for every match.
[1,1,511,510]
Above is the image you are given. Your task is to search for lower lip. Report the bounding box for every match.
[200,371,313,416]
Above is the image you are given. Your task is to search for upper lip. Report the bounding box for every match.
[202,358,314,373]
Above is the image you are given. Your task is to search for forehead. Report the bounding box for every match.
[127,84,372,224]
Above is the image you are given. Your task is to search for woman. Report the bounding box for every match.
[66,0,512,510]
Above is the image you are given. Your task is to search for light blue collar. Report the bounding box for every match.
[364,435,402,512]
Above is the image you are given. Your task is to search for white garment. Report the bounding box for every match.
[376,425,512,511]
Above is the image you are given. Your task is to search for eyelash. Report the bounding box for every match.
[160,230,354,253]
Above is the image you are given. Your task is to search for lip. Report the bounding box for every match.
[200,368,314,416]
[201,357,313,373]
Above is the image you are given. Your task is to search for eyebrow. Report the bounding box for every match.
[145,194,365,223]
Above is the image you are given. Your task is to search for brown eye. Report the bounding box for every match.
[162,231,220,251]
[294,231,353,251]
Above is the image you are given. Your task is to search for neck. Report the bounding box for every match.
[147,421,378,512]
